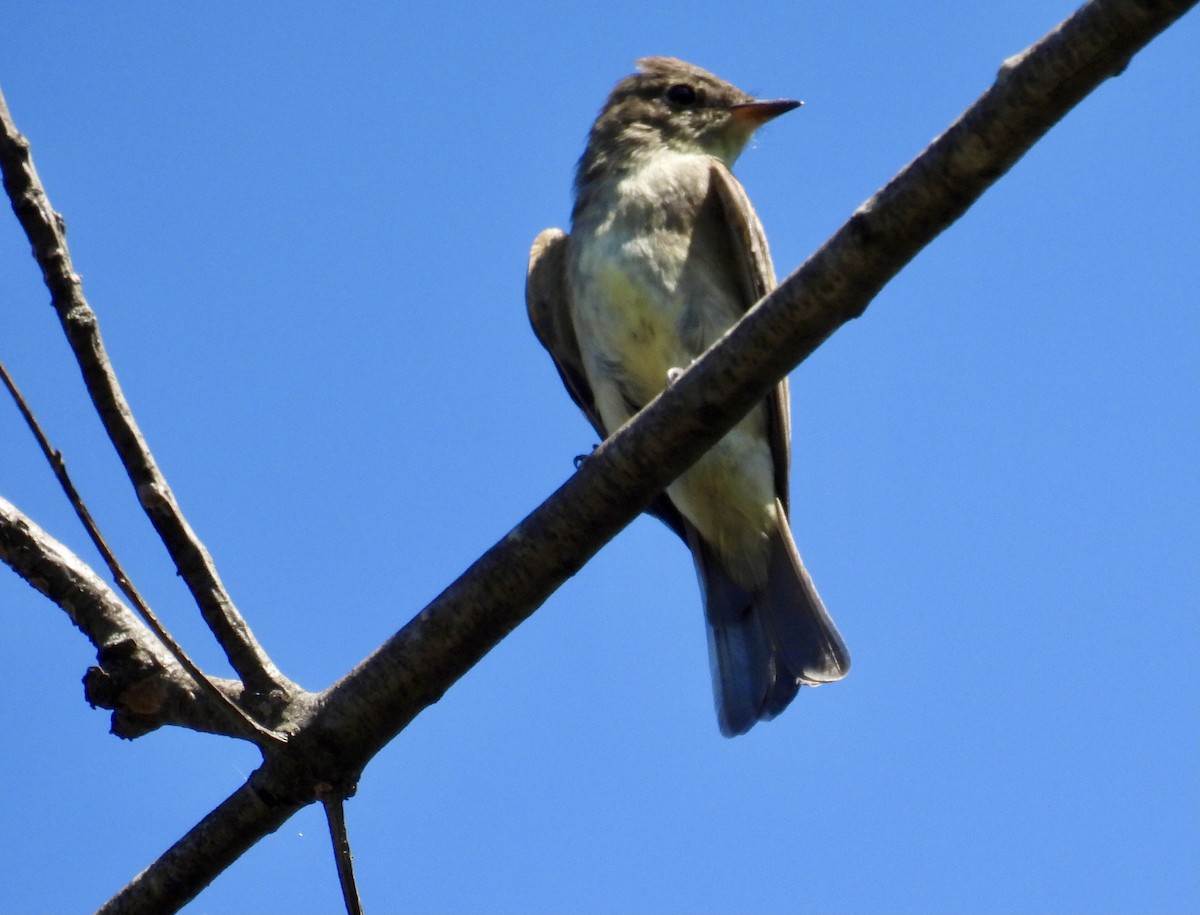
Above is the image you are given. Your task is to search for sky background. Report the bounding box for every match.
[1,3,1196,914]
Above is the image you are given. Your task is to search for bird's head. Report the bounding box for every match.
[577,57,800,182]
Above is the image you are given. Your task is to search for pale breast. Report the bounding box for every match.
[568,151,739,418]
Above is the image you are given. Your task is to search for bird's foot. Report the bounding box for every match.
[573,446,599,470]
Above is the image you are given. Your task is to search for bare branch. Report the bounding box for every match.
[0,361,285,746]
[95,782,302,915]
[89,0,1197,909]
[0,89,293,698]
[0,496,270,738]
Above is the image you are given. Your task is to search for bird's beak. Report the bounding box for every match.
[730,98,803,125]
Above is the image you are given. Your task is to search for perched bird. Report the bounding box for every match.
[526,57,849,736]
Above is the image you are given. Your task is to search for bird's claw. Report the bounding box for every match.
[573,446,599,470]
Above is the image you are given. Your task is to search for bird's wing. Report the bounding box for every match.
[708,161,792,514]
[526,228,607,441]
[525,227,688,541]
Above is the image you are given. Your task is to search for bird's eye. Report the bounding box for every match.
[665,83,698,107]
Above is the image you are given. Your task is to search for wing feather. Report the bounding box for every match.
[708,163,793,514]
[526,227,687,541]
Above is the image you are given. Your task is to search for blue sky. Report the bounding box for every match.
[1,3,1196,913]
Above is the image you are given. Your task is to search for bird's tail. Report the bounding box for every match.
[690,501,850,737]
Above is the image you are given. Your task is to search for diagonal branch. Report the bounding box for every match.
[96,782,302,915]
[88,0,1197,910]
[319,0,1200,761]
[0,89,294,699]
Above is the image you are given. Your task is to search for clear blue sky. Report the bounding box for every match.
[1,3,1196,913]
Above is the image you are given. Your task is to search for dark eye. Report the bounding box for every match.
[665,83,698,106]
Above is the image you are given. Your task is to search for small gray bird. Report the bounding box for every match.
[526,57,849,736]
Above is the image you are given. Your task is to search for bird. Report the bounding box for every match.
[525,57,849,736]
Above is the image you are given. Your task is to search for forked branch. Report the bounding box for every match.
[0,361,284,745]
[0,92,294,699]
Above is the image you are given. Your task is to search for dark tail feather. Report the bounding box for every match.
[762,507,851,686]
[690,506,850,737]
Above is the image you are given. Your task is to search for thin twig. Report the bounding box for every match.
[321,792,365,915]
[0,360,285,747]
[0,88,292,697]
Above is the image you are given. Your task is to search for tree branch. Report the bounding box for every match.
[0,89,294,699]
[79,0,1195,909]
[0,361,285,745]
[0,496,280,738]
[320,0,1200,759]
[95,782,301,915]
